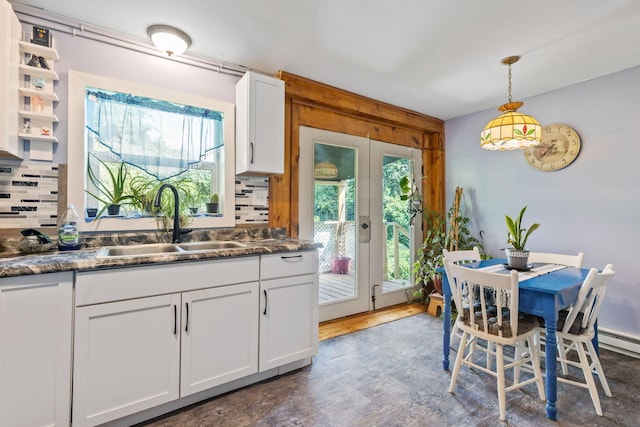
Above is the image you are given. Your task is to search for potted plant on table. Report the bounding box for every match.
[85,154,133,218]
[505,205,540,270]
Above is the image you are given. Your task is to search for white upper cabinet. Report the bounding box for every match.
[0,0,21,159]
[235,71,284,175]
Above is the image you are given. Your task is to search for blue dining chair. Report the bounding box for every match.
[444,259,546,421]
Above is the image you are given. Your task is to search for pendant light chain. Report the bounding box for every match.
[507,62,513,104]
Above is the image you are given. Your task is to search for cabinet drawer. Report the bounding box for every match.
[260,250,318,280]
[76,257,259,306]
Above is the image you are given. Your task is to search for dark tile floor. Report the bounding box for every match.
[141,313,639,426]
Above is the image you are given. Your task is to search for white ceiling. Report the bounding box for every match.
[9,0,640,120]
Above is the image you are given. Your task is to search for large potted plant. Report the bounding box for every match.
[505,205,540,270]
[85,154,133,218]
[413,187,482,303]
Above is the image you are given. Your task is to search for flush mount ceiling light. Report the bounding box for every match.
[147,25,192,56]
[480,56,542,151]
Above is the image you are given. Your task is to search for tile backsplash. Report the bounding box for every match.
[0,160,59,229]
[235,176,269,223]
[0,160,269,229]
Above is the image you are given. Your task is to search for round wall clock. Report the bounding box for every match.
[524,124,581,171]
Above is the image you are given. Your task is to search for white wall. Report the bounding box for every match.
[444,65,640,336]
[34,26,239,164]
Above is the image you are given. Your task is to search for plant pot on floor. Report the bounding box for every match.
[505,248,529,270]
[331,256,351,274]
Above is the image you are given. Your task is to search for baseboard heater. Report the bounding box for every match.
[598,327,640,359]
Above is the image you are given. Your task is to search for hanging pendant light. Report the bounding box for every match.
[481,56,542,150]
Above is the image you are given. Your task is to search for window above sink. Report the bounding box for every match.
[67,70,236,232]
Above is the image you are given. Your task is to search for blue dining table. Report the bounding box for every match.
[439,258,590,420]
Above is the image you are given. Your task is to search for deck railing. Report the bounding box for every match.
[314,220,410,280]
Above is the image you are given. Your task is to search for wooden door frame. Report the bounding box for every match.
[269,71,445,239]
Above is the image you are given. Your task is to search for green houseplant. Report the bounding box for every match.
[399,175,422,219]
[413,187,482,303]
[129,173,197,232]
[85,154,133,218]
[206,193,219,214]
[505,205,540,269]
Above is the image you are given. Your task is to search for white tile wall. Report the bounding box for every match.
[235,176,269,223]
[0,160,270,228]
[0,160,59,229]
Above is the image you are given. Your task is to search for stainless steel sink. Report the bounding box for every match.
[96,243,182,258]
[178,241,246,251]
[95,241,247,258]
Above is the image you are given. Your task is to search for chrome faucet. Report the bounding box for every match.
[153,183,181,243]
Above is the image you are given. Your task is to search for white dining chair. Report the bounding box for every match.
[528,251,584,268]
[539,264,615,416]
[528,252,584,373]
[444,259,546,421]
[442,247,482,352]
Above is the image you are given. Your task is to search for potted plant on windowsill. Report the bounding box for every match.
[86,154,133,219]
[206,193,219,214]
[505,205,540,270]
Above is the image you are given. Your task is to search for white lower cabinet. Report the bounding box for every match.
[180,282,259,395]
[72,258,260,427]
[259,251,319,371]
[70,251,318,426]
[0,272,73,427]
[72,294,182,427]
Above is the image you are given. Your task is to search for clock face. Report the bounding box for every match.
[525,124,581,171]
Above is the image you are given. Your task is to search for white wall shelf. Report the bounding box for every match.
[18,132,59,143]
[19,87,59,101]
[18,110,59,122]
[17,27,59,161]
[19,40,59,59]
[19,64,58,80]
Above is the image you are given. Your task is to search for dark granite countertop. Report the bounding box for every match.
[0,228,319,278]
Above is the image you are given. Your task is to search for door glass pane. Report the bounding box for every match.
[313,143,357,305]
[381,155,413,292]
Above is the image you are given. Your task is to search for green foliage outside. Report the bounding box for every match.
[313,157,414,280]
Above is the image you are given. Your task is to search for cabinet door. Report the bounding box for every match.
[73,294,181,427]
[0,272,73,427]
[259,274,318,371]
[0,0,21,158]
[235,71,284,175]
[181,282,259,396]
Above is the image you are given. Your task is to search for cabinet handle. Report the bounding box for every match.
[280,254,303,261]
[263,289,268,315]
[249,142,254,164]
[173,305,177,336]
[185,302,189,333]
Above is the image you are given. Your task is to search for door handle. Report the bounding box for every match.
[185,302,189,333]
[359,216,371,243]
[263,289,268,315]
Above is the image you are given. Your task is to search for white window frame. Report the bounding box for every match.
[68,70,236,232]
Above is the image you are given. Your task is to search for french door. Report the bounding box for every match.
[299,127,422,322]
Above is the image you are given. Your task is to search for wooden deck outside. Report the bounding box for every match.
[319,272,412,304]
